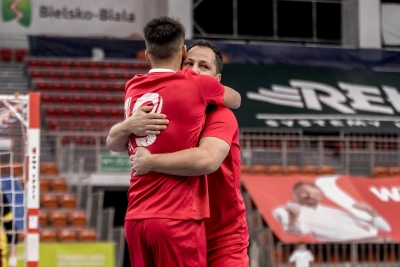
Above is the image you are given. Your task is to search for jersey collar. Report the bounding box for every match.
[149,68,175,73]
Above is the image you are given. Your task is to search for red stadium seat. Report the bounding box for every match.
[71,94,84,104]
[114,83,125,91]
[72,61,85,68]
[39,210,48,227]
[27,59,40,67]
[14,49,27,62]
[389,166,400,176]
[47,70,59,79]
[41,94,53,104]
[35,82,49,91]
[68,211,86,227]
[51,82,64,91]
[286,165,300,175]
[76,107,89,117]
[268,165,284,175]
[30,70,44,79]
[59,60,70,68]
[87,95,100,104]
[102,61,113,68]
[48,120,61,130]
[78,229,97,242]
[40,194,58,209]
[318,165,335,175]
[93,107,104,117]
[0,48,12,62]
[77,71,89,80]
[44,106,58,117]
[92,72,103,80]
[40,162,59,175]
[66,83,79,91]
[302,165,318,175]
[58,194,76,209]
[60,107,73,117]
[116,61,129,69]
[58,229,77,242]
[109,107,123,118]
[61,71,73,80]
[373,166,388,178]
[241,165,250,174]
[49,178,67,192]
[43,60,56,68]
[49,211,67,227]
[40,229,57,242]
[56,94,69,104]
[40,179,49,192]
[87,61,100,69]
[82,83,94,91]
[251,165,268,175]
[98,83,111,92]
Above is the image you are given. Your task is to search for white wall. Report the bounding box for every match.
[358,0,381,49]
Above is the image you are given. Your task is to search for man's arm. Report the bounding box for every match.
[106,106,169,152]
[130,136,230,176]
[223,85,241,109]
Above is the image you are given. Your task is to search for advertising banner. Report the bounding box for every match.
[17,242,115,267]
[222,64,400,133]
[241,174,400,243]
[0,0,162,38]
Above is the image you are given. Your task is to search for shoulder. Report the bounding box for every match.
[207,107,235,120]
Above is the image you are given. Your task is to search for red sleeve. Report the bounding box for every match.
[188,70,225,106]
[200,107,237,145]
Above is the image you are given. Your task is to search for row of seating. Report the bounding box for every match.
[27,58,150,70]
[44,105,123,119]
[40,210,86,228]
[29,69,138,80]
[40,228,96,242]
[373,166,400,177]
[34,81,125,92]
[41,93,124,105]
[47,118,115,131]
[40,194,76,209]
[241,164,335,175]
[40,177,67,192]
[0,48,27,62]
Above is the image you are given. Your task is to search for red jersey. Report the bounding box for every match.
[201,107,249,248]
[124,68,225,221]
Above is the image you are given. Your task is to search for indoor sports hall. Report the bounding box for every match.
[0,0,400,266]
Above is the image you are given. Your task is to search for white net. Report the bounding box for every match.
[0,93,39,267]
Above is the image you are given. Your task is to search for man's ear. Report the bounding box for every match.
[215,74,221,82]
[182,45,187,59]
[144,50,151,64]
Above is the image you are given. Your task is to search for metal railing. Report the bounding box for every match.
[40,130,400,177]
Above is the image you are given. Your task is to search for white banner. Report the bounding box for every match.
[382,3,400,45]
[0,0,164,38]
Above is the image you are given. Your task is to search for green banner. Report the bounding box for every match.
[223,64,400,133]
[17,242,114,267]
[100,154,131,172]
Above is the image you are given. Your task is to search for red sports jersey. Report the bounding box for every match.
[201,107,249,263]
[124,68,225,221]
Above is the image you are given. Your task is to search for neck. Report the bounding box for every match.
[150,57,182,72]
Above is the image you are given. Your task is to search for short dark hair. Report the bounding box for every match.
[143,16,185,61]
[187,39,223,74]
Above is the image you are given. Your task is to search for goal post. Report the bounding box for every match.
[26,92,40,267]
[0,92,40,267]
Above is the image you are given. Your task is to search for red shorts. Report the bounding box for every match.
[125,219,206,267]
[207,239,249,267]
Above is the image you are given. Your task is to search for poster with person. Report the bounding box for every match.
[241,174,400,243]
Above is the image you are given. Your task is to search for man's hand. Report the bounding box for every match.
[285,204,300,224]
[129,106,169,136]
[130,147,152,176]
[353,202,378,217]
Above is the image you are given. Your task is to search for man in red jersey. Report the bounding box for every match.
[130,39,249,267]
[106,17,241,267]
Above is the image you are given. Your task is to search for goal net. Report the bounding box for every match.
[0,93,40,267]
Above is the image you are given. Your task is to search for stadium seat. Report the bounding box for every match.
[78,229,97,242]
[51,82,64,91]
[49,211,67,227]
[56,94,69,104]
[241,165,250,174]
[102,61,113,68]
[14,49,27,62]
[0,48,12,61]
[389,166,400,176]
[35,82,49,91]
[41,94,53,104]
[39,210,48,227]
[40,194,58,209]
[27,59,40,68]
[268,165,284,175]
[373,166,388,177]
[68,211,86,227]
[40,162,59,175]
[302,165,318,175]
[49,178,67,192]
[251,165,268,175]
[72,61,85,68]
[58,194,76,209]
[286,165,300,175]
[318,165,335,175]
[40,179,49,192]
[43,59,56,68]
[58,229,77,242]
[40,229,57,242]
[48,120,61,131]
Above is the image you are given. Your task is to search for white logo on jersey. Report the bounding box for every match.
[126,93,163,147]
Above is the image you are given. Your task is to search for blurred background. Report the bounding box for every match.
[1,0,400,266]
